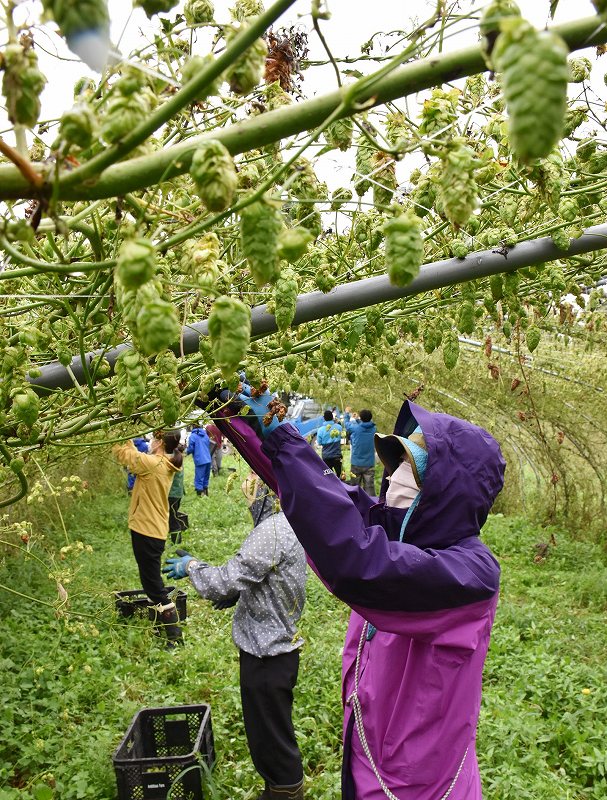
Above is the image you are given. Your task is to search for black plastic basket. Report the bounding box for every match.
[114,588,187,622]
[113,704,215,800]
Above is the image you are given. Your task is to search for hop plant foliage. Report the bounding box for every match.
[208,296,251,378]
[438,139,479,228]
[240,201,283,287]
[384,210,424,287]
[1,44,47,128]
[493,18,569,163]
[190,139,238,212]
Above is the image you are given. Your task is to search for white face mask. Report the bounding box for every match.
[385,459,419,509]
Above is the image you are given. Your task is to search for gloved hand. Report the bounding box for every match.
[212,593,240,610]
[163,549,197,580]
[237,385,287,437]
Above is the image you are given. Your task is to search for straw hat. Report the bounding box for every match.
[374,426,428,487]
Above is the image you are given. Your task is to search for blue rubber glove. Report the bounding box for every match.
[163,549,196,580]
[237,385,285,437]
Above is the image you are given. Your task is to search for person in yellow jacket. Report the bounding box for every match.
[113,429,184,645]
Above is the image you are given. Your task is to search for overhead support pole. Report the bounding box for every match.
[1,14,607,200]
[29,223,607,394]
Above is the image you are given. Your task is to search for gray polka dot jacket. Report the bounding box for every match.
[188,511,307,657]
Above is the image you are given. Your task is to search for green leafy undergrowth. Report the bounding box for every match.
[0,464,606,799]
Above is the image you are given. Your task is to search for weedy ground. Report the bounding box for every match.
[0,452,605,800]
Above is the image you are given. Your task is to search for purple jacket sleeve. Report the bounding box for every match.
[262,425,499,615]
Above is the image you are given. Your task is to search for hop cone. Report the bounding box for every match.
[230,0,264,20]
[442,330,460,370]
[116,239,156,290]
[372,152,397,209]
[493,18,569,163]
[325,118,353,151]
[136,298,181,356]
[191,139,237,212]
[353,136,375,197]
[101,92,150,144]
[2,44,46,128]
[384,210,424,287]
[240,201,282,287]
[274,268,299,331]
[225,26,267,95]
[438,139,479,228]
[184,0,215,24]
[158,378,181,426]
[276,227,313,263]
[42,0,110,70]
[208,296,251,378]
[115,350,147,416]
[59,103,97,148]
[135,0,179,17]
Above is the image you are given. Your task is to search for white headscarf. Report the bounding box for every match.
[385,459,419,509]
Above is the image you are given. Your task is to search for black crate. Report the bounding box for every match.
[114,588,187,622]
[113,704,215,800]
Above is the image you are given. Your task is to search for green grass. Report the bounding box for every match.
[0,457,606,799]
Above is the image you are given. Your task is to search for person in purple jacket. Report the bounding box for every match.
[181,386,505,799]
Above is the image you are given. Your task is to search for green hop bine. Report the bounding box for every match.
[208,296,251,379]
[240,201,283,287]
[438,139,479,228]
[273,268,299,332]
[190,139,238,212]
[115,239,156,290]
[493,18,569,163]
[1,44,47,128]
[383,210,424,288]
[136,299,181,357]
[184,0,215,24]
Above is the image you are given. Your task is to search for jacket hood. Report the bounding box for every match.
[383,401,506,549]
[358,421,376,430]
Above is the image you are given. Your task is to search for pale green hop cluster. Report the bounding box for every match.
[208,296,251,378]
[383,210,424,287]
[493,18,569,163]
[190,139,238,212]
[240,201,283,287]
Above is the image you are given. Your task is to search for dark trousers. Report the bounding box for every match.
[239,649,303,787]
[130,530,169,606]
[323,456,343,476]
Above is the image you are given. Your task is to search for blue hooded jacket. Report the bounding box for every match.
[316,421,343,459]
[186,428,211,466]
[344,414,376,468]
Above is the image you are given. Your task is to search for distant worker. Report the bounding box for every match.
[164,472,307,800]
[316,409,343,476]
[206,422,224,477]
[186,426,212,496]
[344,407,377,495]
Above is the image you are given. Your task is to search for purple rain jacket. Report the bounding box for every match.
[209,399,505,800]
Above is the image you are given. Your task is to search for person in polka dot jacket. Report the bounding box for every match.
[164,472,307,800]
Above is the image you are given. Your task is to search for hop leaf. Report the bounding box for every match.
[208,296,251,378]
[384,210,424,287]
[240,201,282,287]
[191,139,238,212]
[493,18,569,163]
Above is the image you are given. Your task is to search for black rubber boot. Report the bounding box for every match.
[152,601,183,646]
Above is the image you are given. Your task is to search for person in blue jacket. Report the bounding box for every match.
[186,427,212,496]
[343,407,377,495]
[316,410,343,476]
[126,437,149,492]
